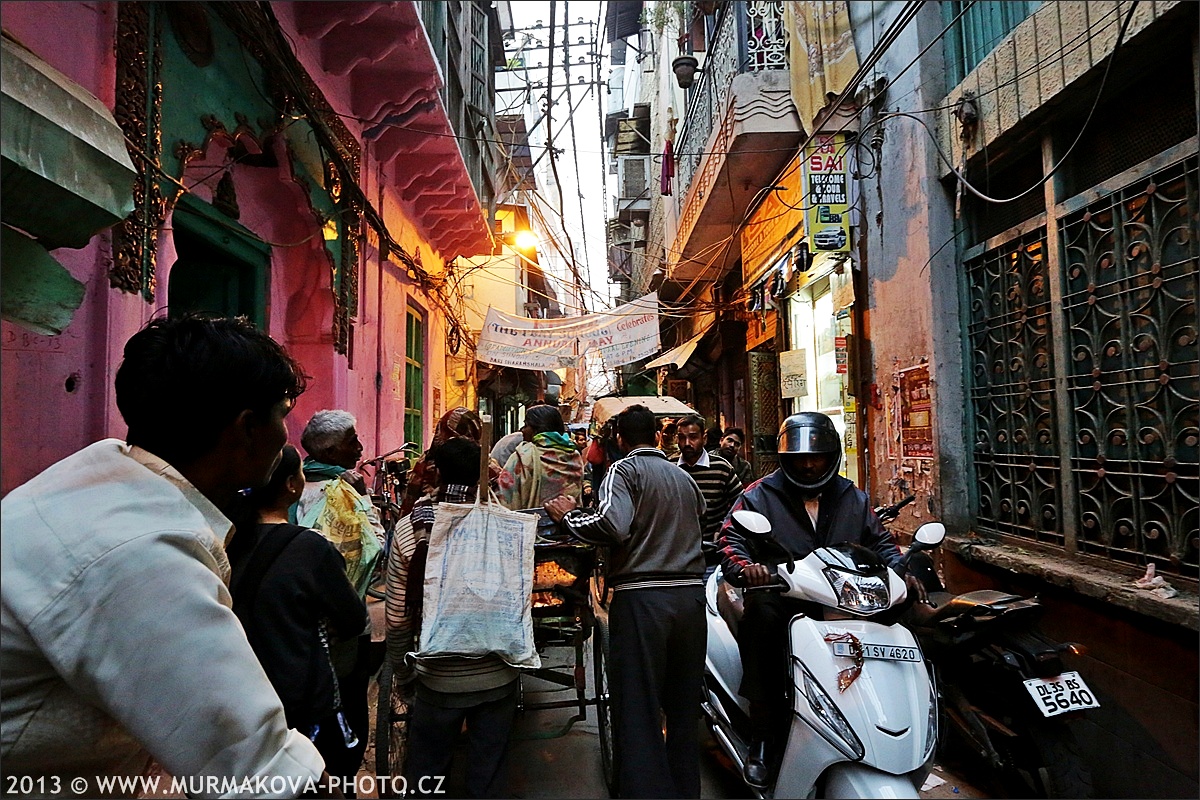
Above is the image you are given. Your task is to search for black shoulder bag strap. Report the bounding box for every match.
[231,523,305,619]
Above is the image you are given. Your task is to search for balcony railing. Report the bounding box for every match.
[675,1,788,197]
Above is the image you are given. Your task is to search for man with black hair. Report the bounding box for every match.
[712,426,754,487]
[674,414,743,568]
[545,404,706,799]
[1,315,335,795]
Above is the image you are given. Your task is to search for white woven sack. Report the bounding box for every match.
[413,499,540,669]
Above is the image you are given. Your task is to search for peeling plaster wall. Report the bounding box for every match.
[848,2,965,533]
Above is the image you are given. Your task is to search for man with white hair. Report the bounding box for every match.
[297,409,383,797]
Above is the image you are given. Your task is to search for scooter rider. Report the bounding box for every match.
[716,411,917,788]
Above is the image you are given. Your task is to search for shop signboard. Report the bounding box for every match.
[779,348,808,398]
[899,364,933,460]
[804,133,851,253]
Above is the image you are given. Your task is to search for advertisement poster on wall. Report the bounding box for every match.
[899,364,933,460]
[803,132,851,253]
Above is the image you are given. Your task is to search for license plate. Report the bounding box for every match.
[1022,671,1101,717]
[832,642,921,662]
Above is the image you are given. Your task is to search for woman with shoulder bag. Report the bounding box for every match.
[227,445,369,796]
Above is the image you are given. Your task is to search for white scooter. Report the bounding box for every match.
[703,510,945,798]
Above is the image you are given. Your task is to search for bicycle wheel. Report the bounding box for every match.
[374,663,411,795]
[593,614,615,795]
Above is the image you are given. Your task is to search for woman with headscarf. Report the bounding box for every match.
[497,405,584,511]
[400,407,483,516]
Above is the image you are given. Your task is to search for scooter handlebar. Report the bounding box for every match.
[743,579,788,594]
[875,494,917,523]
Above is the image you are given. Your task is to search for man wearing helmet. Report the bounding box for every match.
[716,411,909,788]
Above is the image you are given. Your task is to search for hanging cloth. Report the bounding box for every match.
[661,139,675,196]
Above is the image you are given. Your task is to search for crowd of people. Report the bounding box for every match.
[1,314,906,798]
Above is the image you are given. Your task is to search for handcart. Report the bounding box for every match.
[373,508,613,796]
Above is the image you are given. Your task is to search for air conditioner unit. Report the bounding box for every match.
[607,220,633,284]
[617,155,651,200]
[629,218,647,243]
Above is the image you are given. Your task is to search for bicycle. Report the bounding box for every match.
[361,443,421,600]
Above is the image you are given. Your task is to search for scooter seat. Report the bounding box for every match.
[927,589,1025,623]
[716,578,744,637]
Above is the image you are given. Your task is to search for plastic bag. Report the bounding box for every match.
[300,477,382,599]
[413,500,540,669]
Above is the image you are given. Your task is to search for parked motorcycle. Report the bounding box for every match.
[878,499,1099,798]
[703,509,945,798]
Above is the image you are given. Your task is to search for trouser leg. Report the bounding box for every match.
[737,594,801,737]
[609,589,675,798]
[662,586,706,799]
[462,687,519,799]
[404,698,465,797]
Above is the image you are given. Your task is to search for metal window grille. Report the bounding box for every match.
[943,1,1041,85]
[967,153,1199,578]
[966,229,1064,547]
[1059,157,1199,575]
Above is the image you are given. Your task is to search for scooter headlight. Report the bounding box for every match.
[823,567,889,614]
[795,660,865,760]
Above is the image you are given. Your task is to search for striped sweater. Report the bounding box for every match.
[677,450,743,543]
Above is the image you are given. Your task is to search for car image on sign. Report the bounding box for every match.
[814,225,847,250]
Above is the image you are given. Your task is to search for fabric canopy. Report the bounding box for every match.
[644,322,714,370]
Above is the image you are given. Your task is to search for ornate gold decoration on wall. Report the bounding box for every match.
[112,3,165,300]
[334,202,362,355]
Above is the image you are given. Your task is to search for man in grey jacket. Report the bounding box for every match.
[545,404,706,799]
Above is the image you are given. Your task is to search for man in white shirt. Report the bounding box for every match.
[1,315,331,798]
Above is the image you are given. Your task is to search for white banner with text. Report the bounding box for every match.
[477,293,660,370]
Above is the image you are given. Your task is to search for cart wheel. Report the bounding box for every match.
[593,615,615,795]
[374,663,411,795]
[591,569,611,611]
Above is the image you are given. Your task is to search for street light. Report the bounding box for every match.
[672,55,700,89]
[514,230,538,250]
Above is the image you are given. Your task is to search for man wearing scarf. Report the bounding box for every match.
[296,409,382,793]
[497,405,585,511]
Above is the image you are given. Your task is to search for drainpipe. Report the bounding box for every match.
[374,158,386,458]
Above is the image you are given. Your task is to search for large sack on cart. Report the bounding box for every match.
[411,500,541,670]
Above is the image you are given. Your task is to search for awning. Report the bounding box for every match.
[645,324,714,370]
[606,1,644,42]
[1,34,136,250]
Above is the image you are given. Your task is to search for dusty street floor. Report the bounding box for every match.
[359,638,990,799]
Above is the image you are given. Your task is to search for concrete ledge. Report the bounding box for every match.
[945,535,1200,632]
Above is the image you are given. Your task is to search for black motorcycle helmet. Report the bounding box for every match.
[777,412,842,493]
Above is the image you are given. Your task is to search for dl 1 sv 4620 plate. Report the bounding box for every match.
[1022,671,1101,717]
[832,642,921,662]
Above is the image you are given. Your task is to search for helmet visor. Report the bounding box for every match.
[779,452,839,490]
[778,422,842,456]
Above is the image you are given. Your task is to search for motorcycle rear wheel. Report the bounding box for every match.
[996,719,1094,799]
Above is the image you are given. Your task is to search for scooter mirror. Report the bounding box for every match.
[731,509,772,536]
[914,522,946,547]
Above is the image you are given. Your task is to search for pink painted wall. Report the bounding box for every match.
[2,1,457,495]
[1,2,154,494]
